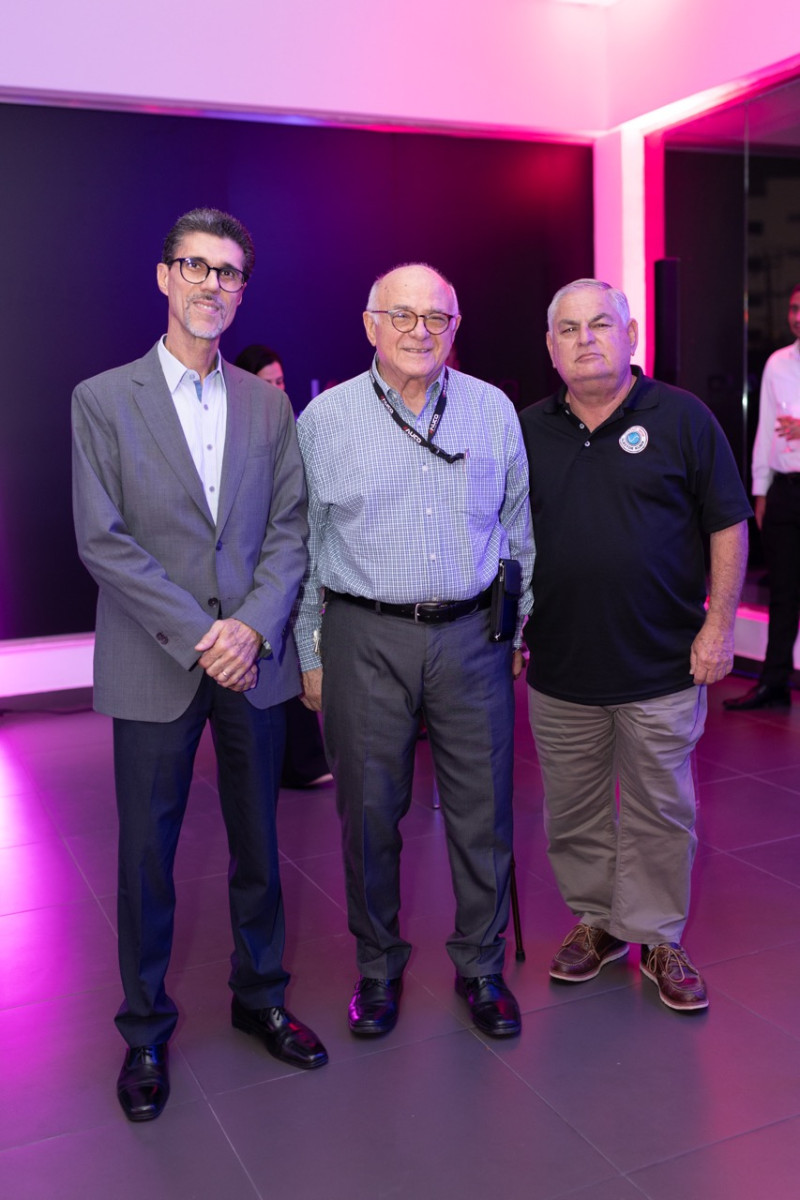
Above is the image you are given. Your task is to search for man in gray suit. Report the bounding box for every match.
[72,208,327,1123]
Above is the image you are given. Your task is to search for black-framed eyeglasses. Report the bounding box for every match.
[367,308,457,335]
[168,257,247,293]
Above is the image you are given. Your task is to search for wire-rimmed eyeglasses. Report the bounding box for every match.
[367,308,458,335]
[167,257,247,293]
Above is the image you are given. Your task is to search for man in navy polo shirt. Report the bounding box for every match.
[520,279,751,1012]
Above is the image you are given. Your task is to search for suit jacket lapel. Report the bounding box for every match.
[131,343,215,526]
[216,362,251,534]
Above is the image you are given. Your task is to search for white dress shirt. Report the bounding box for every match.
[157,337,227,522]
[751,340,800,496]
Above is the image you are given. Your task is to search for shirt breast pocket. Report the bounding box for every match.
[462,455,503,520]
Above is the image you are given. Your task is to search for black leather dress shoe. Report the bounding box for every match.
[231,997,328,1069]
[723,683,791,711]
[348,976,403,1037]
[455,973,521,1038]
[117,1043,169,1122]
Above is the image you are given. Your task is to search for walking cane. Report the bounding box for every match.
[510,855,525,961]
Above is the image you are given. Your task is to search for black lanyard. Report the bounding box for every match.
[370,369,466,464]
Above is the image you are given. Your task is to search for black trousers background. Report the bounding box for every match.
[761,472,800,687]
[281,697,329,787]
[113,673,288,1046]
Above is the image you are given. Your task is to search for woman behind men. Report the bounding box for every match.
[234,344,332,789]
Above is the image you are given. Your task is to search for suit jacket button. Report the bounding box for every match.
[216,541,223,551]
[208,597,219,607]
[156,632,168,644]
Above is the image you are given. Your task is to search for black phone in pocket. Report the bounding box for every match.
[489,559,522,642]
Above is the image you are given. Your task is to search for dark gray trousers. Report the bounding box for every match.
[113,673,288,1047]
[321,595,515,979]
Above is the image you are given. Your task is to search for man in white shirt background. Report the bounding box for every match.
[726,283,800,710]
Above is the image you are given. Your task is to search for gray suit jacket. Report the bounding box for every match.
[72,342,308,721]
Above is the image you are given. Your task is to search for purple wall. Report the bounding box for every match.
[2,102,593,639]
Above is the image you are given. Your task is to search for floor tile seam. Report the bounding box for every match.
[551,1175,651,1200]
[693,758,749,779]
[54,814,118,839]
[204,1026,480,1097]
[0,1122,118,1157]
[0,891,113,921]
[0,828,66,852]
[698,769,800,793]
[0,777,43,802]
[459,1040,633,1185]
[175,1049,266,1199]
[701,936,800,969]
[707,830,800,854]
[520,977,640,1016]
[0,978,121,1015]
[702,982,800,1044]
[503,873,557,896]
[86,860,236,893]
[723,846,800,887]
[693,930,800,967]
[625,1112,800,1183]
[59,832,121,910]
[275,846,352,869]
[728,713,800,731]
[390,826,453,846]
[279,860,348,914]
[724,769,800,794]
[203,1097,265,1199]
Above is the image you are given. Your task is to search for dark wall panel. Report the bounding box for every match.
[664,149,746,473]
[2,103,593,639]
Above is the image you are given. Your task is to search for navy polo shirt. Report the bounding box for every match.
[520,368,752,705]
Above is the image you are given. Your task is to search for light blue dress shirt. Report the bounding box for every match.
[295,361,534,671]
[157,337,227,523]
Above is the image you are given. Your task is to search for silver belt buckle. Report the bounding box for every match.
[414,602,443,623]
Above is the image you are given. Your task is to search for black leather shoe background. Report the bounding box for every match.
[348,976,403,1037]
[231,998,328,1069]
[723,683,791,710]
[117,1043,170,1122]
[455,973,521,1038]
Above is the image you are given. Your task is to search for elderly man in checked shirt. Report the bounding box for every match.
[295,263,534,1040]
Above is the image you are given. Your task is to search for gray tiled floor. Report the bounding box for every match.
[1,673,800,1199]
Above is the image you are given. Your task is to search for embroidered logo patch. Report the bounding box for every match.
[619,425,648,454]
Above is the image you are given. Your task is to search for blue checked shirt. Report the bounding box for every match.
[294,361,534,671]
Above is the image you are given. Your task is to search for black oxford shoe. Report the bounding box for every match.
[723,683,791,711]
[348,976,403,1037]
[231,997,328,1069]
[455,973,521,1038]
[117,1043,169,1122]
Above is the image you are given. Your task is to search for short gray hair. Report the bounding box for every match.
[547,278,630,335]
[162,207,256,280]
[366,263,459,314]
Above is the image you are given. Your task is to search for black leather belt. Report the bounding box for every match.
[328,589,491,624]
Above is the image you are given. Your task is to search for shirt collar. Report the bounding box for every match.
[545,365,655,415]
[371,355,445,411]
[157,336,222,395]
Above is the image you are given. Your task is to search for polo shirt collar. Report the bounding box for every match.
[545,365,658,415]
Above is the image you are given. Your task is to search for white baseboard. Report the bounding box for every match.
[732,603,800,668]
[0,607,794,700]
[0,633,95,699]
